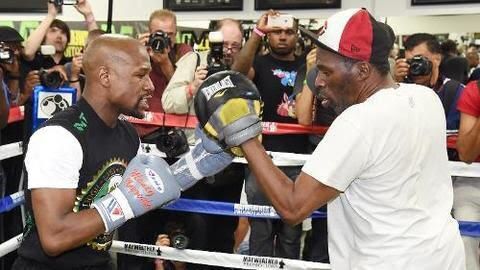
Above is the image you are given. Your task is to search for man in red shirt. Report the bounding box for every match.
[455,80,480,270]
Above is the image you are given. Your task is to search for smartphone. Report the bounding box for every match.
[49,0,78,5]
[61,0,79,5]
[267,14,294,28]
[40,45,56,56]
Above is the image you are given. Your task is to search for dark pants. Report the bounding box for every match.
[12,256,113,270]
[203,163,245,270]
[245,166,302,259]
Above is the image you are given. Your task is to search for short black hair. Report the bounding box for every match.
[49,19,71,44]
[342,55,390,76]
[404,33,441,55]
[441,39,458,55]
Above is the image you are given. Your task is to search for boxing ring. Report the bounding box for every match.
[0,139,333,269]
[1,107,480,269]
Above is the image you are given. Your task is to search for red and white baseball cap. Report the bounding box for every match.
[300,8,394,95]
[300,8,394,66]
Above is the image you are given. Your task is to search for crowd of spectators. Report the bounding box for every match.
[1,3,480,270]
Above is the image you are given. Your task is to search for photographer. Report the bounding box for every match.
[0,26,43,107]
[23,0,97,67]
[133,9,192,137]
[162,19,245,142]
[21,0,97,142]
[154,221,189,270]
[154,234,186,270]
[0,26,42,108]
[394,33,464,131]
[0,27,23,106]
[0,26,29,270]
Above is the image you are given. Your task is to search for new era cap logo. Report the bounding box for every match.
[145,168,165,194]
[351,45,360,53]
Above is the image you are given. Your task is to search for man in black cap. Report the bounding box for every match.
[0,25,26,270]
[207,7,465,270]
[0,26,25,106]
[0,26,40,108]
[0,25,15,127]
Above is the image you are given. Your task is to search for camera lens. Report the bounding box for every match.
[409,62,424,76]
[407,56,432,77]
[171,233,189,250]
[41,70,63,89]
[155,128,189,158]
[148,31,171,53]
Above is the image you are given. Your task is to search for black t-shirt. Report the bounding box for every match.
[253,54,308,153]
[307,98,338,152]
[18,98,139,269]
[23,52,72,71]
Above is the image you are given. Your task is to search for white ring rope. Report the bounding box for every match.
[0,234,23,258]
[0,234,330,269]
[0,142,23,161]
[111,240,330,270]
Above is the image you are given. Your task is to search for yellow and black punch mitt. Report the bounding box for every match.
[194,70,263,157]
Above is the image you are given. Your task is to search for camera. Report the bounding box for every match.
[49,0,78,7]
[407,55,432,77]
[0,43,14,64]
[39,68,64,89]
[170,230,189,250]
[148,30,171,53]
[165,221,189,250]
[207,31,228,77]
[155,127,189,158]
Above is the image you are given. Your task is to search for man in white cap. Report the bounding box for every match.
[220,8,465,270]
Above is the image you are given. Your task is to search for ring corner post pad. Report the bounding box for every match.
[32,85,77,131]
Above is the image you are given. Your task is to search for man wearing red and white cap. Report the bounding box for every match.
[237,8,465,269]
